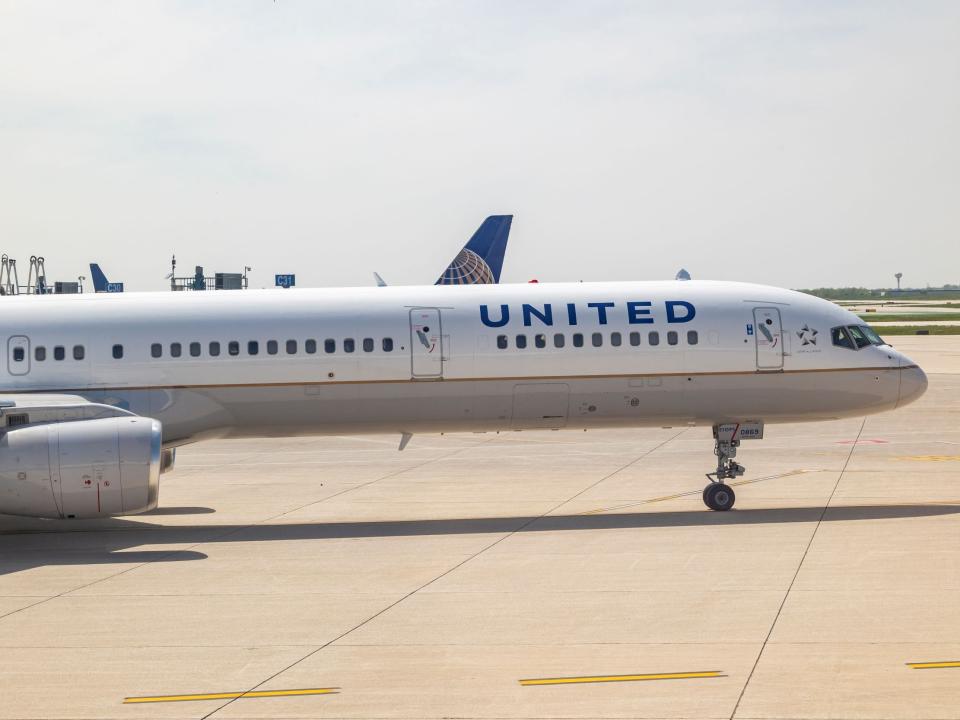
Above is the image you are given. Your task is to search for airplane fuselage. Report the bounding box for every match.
[0,280,927,447]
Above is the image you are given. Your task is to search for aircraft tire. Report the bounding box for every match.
[704,483,736,511]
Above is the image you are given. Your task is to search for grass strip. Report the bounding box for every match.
[858,313,960,322]
[875,325,960,336]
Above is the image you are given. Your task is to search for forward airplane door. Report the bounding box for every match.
[409,308,444,379]
[753,307,784,371]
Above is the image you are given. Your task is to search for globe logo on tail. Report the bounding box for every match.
[437,248,495,285]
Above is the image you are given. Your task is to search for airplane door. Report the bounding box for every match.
[410,308,443,379]
[752,308,784,371]
[7,335,30,376]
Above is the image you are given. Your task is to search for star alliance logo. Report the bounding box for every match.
[797,324,819,346]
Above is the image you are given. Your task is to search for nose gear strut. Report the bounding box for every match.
[702,423,758,511]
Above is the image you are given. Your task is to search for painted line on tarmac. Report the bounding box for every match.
[579,469,813,514]
[907,661,960,669]
[519,670,723,686]
[123,687,339,704]
[894,455,960,462]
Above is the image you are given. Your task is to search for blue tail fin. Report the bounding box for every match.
[436,215,512,285]
[89,263,109,292]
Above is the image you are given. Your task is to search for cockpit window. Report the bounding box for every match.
[847,325,871,349]
[832,325,887,350]
[860,325,886,346]
[832,327,855,350]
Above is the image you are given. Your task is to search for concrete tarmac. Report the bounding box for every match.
[1,338,959,719]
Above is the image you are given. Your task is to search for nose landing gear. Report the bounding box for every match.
[702,423,759,511]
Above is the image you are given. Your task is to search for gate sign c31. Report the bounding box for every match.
[275,274,296,288]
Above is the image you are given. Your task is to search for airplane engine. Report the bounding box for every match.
[0,417,162,519]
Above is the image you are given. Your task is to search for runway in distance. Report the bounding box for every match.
[0,280,926,518]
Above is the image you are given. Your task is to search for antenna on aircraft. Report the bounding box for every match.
[676,268,692,281]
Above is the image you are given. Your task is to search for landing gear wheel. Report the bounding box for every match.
[703,483,736,511]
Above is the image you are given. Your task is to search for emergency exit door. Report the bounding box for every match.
[410,309,444,378]
[753,308,783,370]
[7,335,30,376]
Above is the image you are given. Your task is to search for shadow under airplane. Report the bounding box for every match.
[1,503,958,577]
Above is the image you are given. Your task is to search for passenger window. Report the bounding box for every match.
[554,333,565,348]
[112,344,124,360]
[516,334,528,349]
[210,341,221,357]
[305,339,317,354]
[228,341,240,356]
[648,331,660,346]
[170,343,182,358]
[592,332,603,347]
[35,346,46,362]
[54,346,65,361]
[344,339,355,353]
[324,339,336,353]
[382,338,394,352]
[611,332,622,347]
[497,335,508,349]
[73,345,85,361]
[535,334,546,349]
[629,331,641,347]
[667,331,678,346]
[573,333,584,348]
[12,348,24,362]
[687,330,699,345]
[832,327,856,350]
[286,340,297,354]
[247,341,259,356]
[363,338,374,352]
[267,340,278,355]
[151,343,162,359]
[189,342,201,357]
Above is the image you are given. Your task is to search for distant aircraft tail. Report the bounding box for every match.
[436,215,512,285]
[89,263,109,292]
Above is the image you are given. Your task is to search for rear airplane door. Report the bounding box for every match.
[410,308,443,379]
[7,335,30,376]
[753,308,783,370]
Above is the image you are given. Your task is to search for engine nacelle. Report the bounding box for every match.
[0,417,162,519]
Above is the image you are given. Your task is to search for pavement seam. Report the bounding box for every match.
[200,429,688,719]
[728,417,866,720]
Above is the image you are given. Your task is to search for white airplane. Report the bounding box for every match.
[0,280,926,518]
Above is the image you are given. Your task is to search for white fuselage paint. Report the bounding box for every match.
[0,281,927,446]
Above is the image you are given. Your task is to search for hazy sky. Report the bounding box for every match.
[1,1,958,291]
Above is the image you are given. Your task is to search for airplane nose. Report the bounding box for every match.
[898,363,928,408]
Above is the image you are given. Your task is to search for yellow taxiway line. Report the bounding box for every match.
[907,661,960,669]
[894,455,960,462]
[519,670,723,686]
[123,687,339,704]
